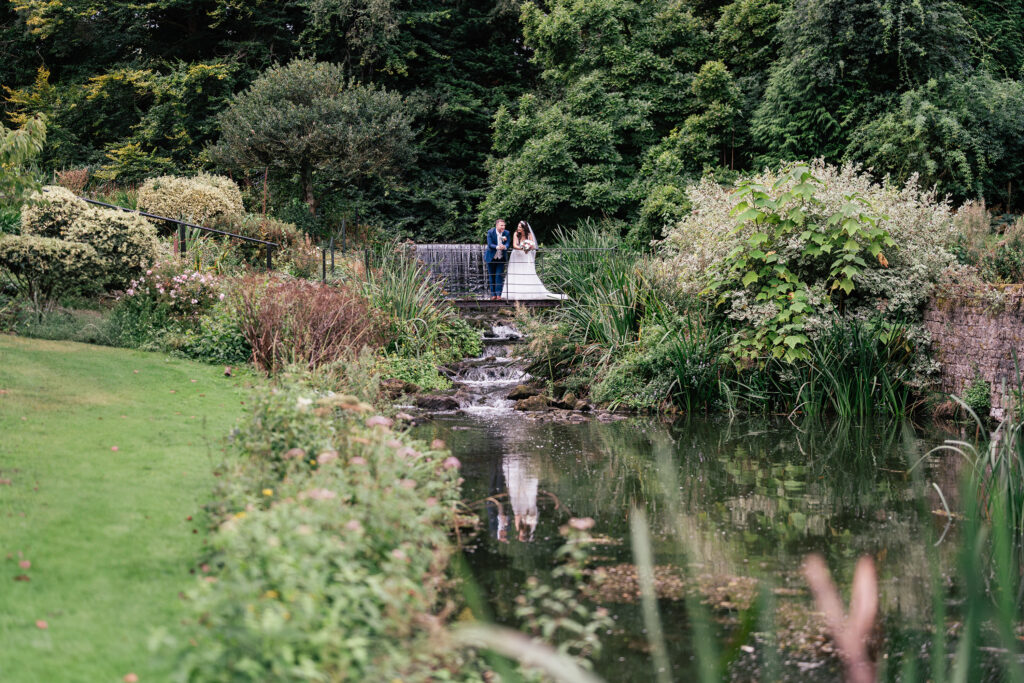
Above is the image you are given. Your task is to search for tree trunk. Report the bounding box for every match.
[302,164,319,218]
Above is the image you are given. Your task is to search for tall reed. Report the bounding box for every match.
[361,241,455,354]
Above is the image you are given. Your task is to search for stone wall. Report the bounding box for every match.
[923,285,1024,420]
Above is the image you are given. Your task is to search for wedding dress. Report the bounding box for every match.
[501,230,568,300]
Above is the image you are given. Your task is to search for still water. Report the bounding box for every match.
[413,413,962,681]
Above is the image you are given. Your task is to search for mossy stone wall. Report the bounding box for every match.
[924,285,1024,420]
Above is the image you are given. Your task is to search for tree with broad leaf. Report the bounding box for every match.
[0,116,46,205]
[212,58,415,219]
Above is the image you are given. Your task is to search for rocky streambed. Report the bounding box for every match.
[392,317,613,420]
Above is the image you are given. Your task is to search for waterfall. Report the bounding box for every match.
[413,244,487,297]
[450,322,528,415]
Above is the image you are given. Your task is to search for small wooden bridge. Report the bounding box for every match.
[406,243,612,309]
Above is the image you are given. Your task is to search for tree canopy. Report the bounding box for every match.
[3,0,1024,241]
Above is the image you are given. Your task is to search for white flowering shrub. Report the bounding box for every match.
[661,160,958,339]
[64,208,159,288]
[17,185,159,289]
[20,186,89,238]
[137,173,244,226]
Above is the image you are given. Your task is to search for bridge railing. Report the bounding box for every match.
[376,243,616,300]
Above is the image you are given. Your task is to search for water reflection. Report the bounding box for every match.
[412,414,958,680]
[487,453,541,542]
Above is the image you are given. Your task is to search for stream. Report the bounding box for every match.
[411,322,963,681]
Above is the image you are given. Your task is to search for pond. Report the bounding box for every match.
[412,413,965,681]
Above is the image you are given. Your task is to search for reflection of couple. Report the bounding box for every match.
[487,452,539,542]
[484,219,568,301]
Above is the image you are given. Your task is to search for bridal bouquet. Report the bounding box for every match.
[521,239,536,253]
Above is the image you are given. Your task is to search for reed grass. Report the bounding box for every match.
[360,241,456,354]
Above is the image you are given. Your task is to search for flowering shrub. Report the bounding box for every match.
[123,263,222,319]
[661,161,958,372]
[110,262,222,348]
[137,173,244,227]
[170,383,480,681]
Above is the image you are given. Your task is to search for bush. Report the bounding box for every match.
[0,235,104,313]
[661,161,956,391]
[20,185,89,238]
[137,173,244,227]
[950,202,1024,284]
[592,313,730,412]
[64,207,158,288]
[110,263,222,348]
[236,277,385,374]
[175,300,251,365]
[0,206,20,235]
[377,353,453,392]
[20,185,159,289]
[964,375,992,418]
[235,214,302,250]
[171,385,471,681]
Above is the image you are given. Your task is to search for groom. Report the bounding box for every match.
[484,219,508,300]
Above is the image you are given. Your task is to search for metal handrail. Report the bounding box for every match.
[77,197,278,248]
[42,188,280,270]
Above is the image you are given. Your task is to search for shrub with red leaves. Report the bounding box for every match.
[236,276,385,373]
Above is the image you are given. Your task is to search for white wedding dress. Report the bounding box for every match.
[501,232,568,301]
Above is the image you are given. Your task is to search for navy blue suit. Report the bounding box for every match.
[485,227,507,297]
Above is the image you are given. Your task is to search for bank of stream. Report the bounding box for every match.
[411,320,965,680]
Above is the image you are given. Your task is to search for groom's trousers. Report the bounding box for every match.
[487,260,506,297]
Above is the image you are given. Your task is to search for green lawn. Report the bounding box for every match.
[0,335,255,683]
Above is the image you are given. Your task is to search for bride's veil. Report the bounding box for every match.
[525,222,537,262]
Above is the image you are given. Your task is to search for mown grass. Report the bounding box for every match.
[0,335,256,682]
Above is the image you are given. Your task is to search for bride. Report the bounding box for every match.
[501,221,568,300]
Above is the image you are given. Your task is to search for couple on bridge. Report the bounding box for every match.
[484,219,567,301]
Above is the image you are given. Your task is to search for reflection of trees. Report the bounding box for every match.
[416,414,961,623]
[528,416,958,621]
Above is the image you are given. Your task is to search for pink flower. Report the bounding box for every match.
[569,517,596,531]
[190,299,198,305]
[344,519,363,532]
[391,548,409,562]
[302,488,336,501]
[35,620,47,630]
[398,478,417,490]
[18,560,30,569]
[218,293,225,301]
[349,456,367,466]
[365,415,393,429]
[442,456,461,470]
[431,439,446,450]
[317,450,339,465]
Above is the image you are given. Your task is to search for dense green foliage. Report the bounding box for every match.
[5,0,1023,241]
[213,59,415,222]
[0,115,45,205]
